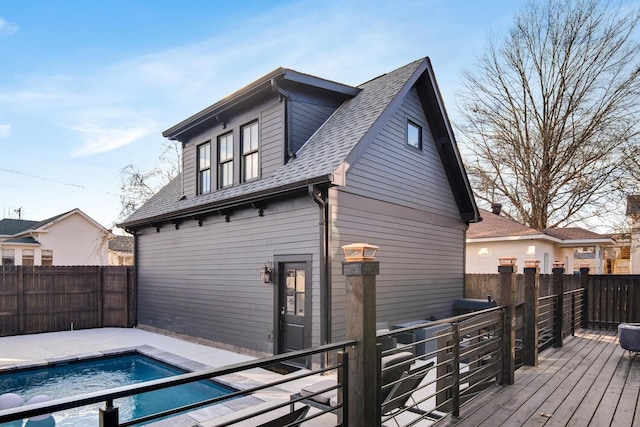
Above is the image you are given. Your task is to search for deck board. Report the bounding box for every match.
[436,329,639,427]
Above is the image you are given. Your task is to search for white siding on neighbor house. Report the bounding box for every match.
[631,217,640,274]
[466,240,577,274]
[135,195,322,355]
[329,88,468,340]
[181,97,284,198]
[466,240,556,274]
[35,213,109,265]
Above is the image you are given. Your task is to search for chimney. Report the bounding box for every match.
[491,203,502,215]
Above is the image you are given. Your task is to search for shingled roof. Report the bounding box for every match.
[120,57,479,228]
[468,209,614,245]
[467,209,542,239]
[0,219,39,236]
[540,227,612,242]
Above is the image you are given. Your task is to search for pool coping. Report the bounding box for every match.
[0,344,287,427]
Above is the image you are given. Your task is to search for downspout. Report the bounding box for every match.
[309,185,330,367]
[270,78,296,161]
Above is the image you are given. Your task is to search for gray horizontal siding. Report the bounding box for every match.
[290,101,337,154]
[328,86,467,340]
[346,87,460,217]
[136,195,321,354]
[180,97,283,198]
[260,102,285,177]
[330,190,466,340]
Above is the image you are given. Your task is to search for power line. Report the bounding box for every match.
[0,167,119,197]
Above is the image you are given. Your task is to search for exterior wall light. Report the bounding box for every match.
[498,256,517,266]
[260,262,273,283]
[341,243,379,262]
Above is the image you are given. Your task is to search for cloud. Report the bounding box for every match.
[0,124,10,138]
[69,118,156,157]
[0,17,18,36]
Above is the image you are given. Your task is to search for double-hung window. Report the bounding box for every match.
[241,121,259,182]
[41,250,53,266]
[197,142,211,194]
[218,132,234,188]
[407,119,422,150]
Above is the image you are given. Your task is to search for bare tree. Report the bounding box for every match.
[118,141,181,221]
[2,206,24,219]
[457,0,640,229]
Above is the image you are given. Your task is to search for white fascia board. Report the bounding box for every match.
[466,233,560,244]
[556,238,615,247]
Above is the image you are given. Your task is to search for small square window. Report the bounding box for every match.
[407,120,422,150]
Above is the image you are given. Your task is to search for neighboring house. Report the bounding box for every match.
[120,57,480,359]
[628,195,640,274]
[466,208,614,274]
[108,235,134,266]
[0,208,111,266]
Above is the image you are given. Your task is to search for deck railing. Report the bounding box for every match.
[377,307,505,426]
[0,340,354,427]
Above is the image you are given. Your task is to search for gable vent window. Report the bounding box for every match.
[218,132,234,188]
[407,119,422,150]
[197,142,211,195]
[241,121,259,182]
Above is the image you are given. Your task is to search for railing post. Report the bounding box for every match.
[99,400,119,427]
[451,322,461,417]
[337,350,348,426]
[553,263,565,348]
[580,266,590,329]
[499,261,516,385]
[343,259,379,427]
[523,264,539,366]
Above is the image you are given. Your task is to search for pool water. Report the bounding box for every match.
[0,353,233,426]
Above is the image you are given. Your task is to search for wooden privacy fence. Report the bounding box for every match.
[584,274,640,329]
[466,272,640,330]
[465,273,583,305]
[0,265,135,336]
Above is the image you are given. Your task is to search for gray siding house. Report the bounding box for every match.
[120,57,480,358]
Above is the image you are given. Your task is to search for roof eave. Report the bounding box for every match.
[119,174,334,230]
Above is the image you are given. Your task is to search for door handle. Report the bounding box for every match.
[280,307,286,315]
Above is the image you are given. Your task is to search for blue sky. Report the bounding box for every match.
[0,0,532,229]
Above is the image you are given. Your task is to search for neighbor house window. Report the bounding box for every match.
[218,132,234,188]
[407,119,422,150]
[22,249,34,266]
[41,249,53,266]
[197,142,211,194]
[2,249,14,266]
[241,121,259,182]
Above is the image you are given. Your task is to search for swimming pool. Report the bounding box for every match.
[0,352,234,426]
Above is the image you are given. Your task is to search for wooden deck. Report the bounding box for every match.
[436,329,639,427]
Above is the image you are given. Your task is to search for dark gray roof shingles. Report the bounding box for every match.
[121,58,425,227]
[0,219,39,236]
